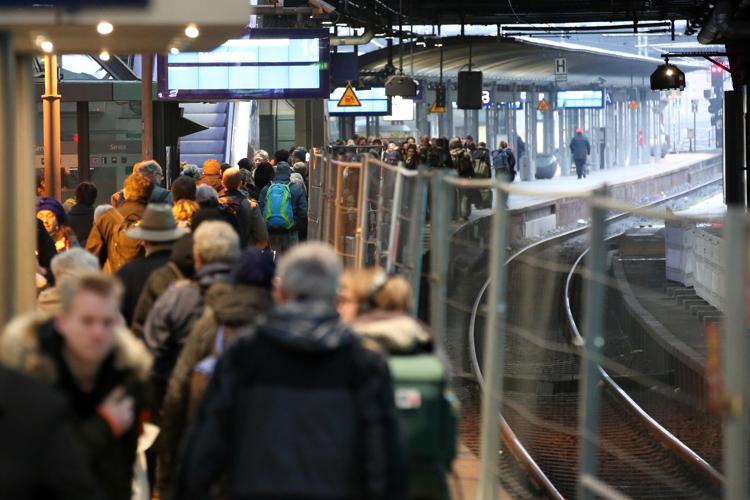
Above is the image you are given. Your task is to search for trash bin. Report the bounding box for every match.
[535,154,559,179]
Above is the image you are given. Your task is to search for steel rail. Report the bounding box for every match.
[467,176,723,497]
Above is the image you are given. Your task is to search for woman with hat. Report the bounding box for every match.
[36,197,80,252]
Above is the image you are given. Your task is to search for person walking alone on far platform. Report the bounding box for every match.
[570,128,591,179]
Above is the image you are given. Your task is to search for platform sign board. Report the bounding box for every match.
[328,86,390,116]
[157,28,330,100]
[555,58,567,82]
[556,90,604,109]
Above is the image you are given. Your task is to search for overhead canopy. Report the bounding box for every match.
[360,36,704,88]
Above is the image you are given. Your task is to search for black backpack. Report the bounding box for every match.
[111,209,144,269]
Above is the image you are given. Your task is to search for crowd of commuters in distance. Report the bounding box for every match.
[330,132,526,183]
[1,145,442,499]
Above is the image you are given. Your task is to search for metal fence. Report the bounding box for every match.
[308,152,747,500]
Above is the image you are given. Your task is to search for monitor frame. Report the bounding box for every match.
[328,86,392,116]
[156,28,330,101]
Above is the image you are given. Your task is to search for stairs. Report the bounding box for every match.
[179,102,231,166]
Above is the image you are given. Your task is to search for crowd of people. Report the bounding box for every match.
[3,147,449,499]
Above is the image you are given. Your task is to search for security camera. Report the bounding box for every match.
[308,0,336,15]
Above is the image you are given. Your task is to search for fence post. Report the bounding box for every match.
[385,169,405,273]
[430,170,450,349]
[477,184,510,500]
[357,157,371,268]
[722,207,749,500]
[409,170,430,319]
[577,186,608,500]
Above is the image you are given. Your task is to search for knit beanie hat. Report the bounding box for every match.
[230,247,276,289]
[36,197,67,225]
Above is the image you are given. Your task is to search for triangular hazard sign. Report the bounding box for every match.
[337,83,361,107]
[430,101,446,113]
[537,98,550,112]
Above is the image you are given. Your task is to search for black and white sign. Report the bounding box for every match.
[555,58,567,82]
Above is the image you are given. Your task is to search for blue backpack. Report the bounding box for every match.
[491,149,510,170]
[264,182,295,230]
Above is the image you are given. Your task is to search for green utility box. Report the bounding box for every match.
[389,354,459,500]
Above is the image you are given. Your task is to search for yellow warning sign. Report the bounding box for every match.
[537,98,550,112]
[429,101,446,113]
[337,83,361,107]
[628,100,639,110]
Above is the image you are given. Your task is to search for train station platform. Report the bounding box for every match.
[507,152,722,241]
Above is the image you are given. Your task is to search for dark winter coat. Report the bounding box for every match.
[196,173,223,192]
[36,218,57,283]
[67,203,95,245]
[143,261,233,407]
[218,188,268,248]
[570,134,591,160]
[0,311,152,500]
[131,235,194,340]
[191,201,242,236]
[117,247,173,327]
[85,200,147,273]
[175,301,407,500]
[258,162,308,230]
[0,365,103,500]
[157,283,272,497]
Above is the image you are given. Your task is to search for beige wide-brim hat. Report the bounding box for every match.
[126,203,188,242]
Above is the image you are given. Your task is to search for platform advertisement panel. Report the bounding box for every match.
[555,90,604,109]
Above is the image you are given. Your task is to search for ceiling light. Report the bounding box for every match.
[650,59,685,91]
[185,24,200,39]
[170,47,180,55]
[97,21,114,35]
[321,21,332,25]
[374,32,386,37]
[40,40,54,53]
[99,49,110,61]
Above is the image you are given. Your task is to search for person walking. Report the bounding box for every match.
[570,128,591,179]
[36,197,80,252]
[0,273,152,500]
[116,204,189,327]
[37,248,100,314]
[171,176,199,229]
[143,220,239,408]
[67,181,98,245]
[0,365,102,500]
[218,167,268,248]
[86,173,154,272]
[258,161,307,253]
[196,159,223,192]
[175,242,406,500]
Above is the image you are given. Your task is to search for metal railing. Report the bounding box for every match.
[307,150,746,500]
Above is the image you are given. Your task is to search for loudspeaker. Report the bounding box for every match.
[457,71,483,109]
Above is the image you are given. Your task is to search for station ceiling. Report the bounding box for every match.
[335,0,713,27]
[358,36,698,89]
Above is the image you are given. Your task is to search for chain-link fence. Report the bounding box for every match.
[307,151,745,500]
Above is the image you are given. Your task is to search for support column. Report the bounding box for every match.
[724,90,745,206]
[294,99,327,150]
[42,53,61,199]
[141,53,153,160]
[76,101,90,182]
[0,34,36,325]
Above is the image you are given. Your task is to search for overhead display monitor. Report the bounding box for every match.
[328,87,390,116]
[556,90,604,109]
[383,96,415,121]
[157,28,330,100]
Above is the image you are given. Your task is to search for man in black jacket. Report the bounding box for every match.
[116,204,188,326]
[0,273,152,500]
[176,242,406,500]
[219,167,268,248]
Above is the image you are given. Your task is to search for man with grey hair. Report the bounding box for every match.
[144,220,239,406]
[176,242,406,500]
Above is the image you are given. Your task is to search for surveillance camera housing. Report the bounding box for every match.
[651,63,686,91]
[308,0,336,15]
[385,74,418,97]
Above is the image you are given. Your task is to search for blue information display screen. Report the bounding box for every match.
[328,87,390,116]
[157,29,330,100]
[556,90,604,109]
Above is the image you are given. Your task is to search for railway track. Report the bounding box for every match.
[466,178,724,498]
